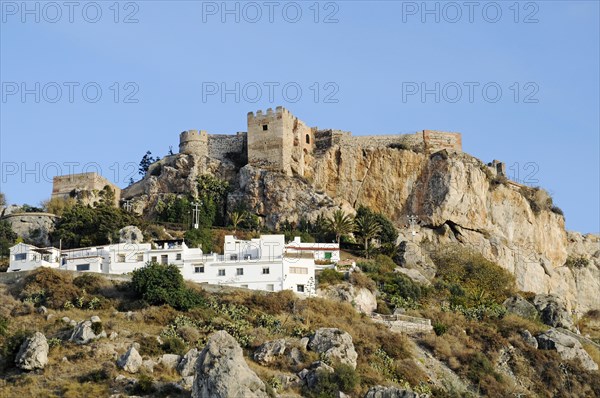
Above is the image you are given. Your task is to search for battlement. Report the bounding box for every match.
[52,172,120,206]
[179,129,209,156]
[247,106,291,121]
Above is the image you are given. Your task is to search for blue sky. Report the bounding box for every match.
[1,1,598,233]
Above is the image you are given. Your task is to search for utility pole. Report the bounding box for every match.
[191,202,201,229]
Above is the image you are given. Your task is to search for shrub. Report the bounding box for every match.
[376,300,392,315]
[0,329,33,370]
[349,271,377,292]
[0,316,8,337]
[91,321,103,335]
[161,336,187,356]
[131,262,204,311]
[132,374,156,395]
[317,269,344,286]
[565,255,589,269]
[137,336,164,357]
[333,364,359,392]
[73,273,108,293]
[19,268,81,309]
[433,322,448,336]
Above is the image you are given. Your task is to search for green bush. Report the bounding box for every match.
[130,262,204,311]
[317,269,345,286]
[333,364,359,392]
[161,336,187,356]
[433,322,448,336]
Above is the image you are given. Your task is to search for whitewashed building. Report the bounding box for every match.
[7,235,324,296]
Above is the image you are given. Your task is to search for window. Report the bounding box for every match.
[266,284,274,291]
[241,284,248,289]
[77,264,90,271]
[194,265,205,273]
[306,134,310,144]
[262,124,268,131]
[229,254,238,261]
[290,267,308,274]
[176,253,182,260]
[161,255,168,264]
[296,284,305,293]
[151,256,157,263]
[236,268,244,276]
[218,269,225,276]
[118,253,126,262]
[14,253,26,261]
[324,252,332,259]
[262,267,270,275]
[136,253,144,262]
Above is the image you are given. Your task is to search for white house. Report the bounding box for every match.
[284,236,340,269]
[7,235,322,296]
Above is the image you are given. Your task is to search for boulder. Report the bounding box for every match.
[253,339,287,364]
[308,328,358,369]
[503,295,538,320]
[37,306,48,315]
[298,361,334,390]
[192,331,268,398]
[117,346,143,373]
[160,354,182,370]
[70,319,105,345]
[519,330,538,349]
[364,386,424,398]
[536,329,598,371]
[177,348,200,377]
[533,294,574,330]
[318,284,377,314]
[142,359,156,373]
[90,315,101,324]
[119,225,144,244]
[15,332,49,370]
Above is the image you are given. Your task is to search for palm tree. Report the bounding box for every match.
[354,213,382,259]
[324,209,355,245]
[228,211,247,234]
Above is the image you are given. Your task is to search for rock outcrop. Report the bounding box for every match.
[117,346,143,373]
[70,317,105,345]
[15,332,49,370]
[536,329,598,371]
[119,226,144,244]
[503,295,538,320]
[318,284,377,314]
[253,339,287,365]
[297,361,334,390]
[308,328,358,369]
[533,294,574,330]
[192,330,268,398]
[364,385,425,398]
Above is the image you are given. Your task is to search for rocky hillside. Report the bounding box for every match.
[1,267,599,398]
[123,142,599,316]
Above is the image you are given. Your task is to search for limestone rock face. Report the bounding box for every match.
[536,329,598,371]
[364,385,424,398]
[119,226,143,244]
[192,331,268,398]
[533,294,574,330]
[318,284,377,314]
[15,332,49,370]
[117,346,143,373]
[503,295,538,320]
[308,328,358,369]
[123,136,599,314]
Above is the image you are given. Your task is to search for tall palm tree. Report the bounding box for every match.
[354,213,382,259]
[324,209,355,245]
[228,211,247,234]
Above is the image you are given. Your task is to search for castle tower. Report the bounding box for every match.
[247,106,314,176]
[179,130,208,157]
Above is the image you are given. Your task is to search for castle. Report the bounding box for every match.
[179,106,463,177]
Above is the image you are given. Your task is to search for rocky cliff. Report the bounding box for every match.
[123,142,599,315]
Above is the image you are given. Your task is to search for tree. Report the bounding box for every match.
[139,151,157,176]
[0,220,17,256]
[324,209,355,245]
[228,210,247,234]
[196,175,230,227]
[354,213,381,259]
[0,192,6,207]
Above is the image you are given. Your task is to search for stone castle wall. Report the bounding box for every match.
[52,172,121,206]
[178,108,463,174]
[208,133,247,161]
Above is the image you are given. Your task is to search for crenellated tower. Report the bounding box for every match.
[179,129,208,157]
